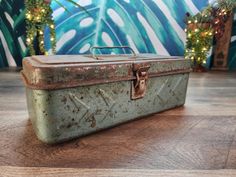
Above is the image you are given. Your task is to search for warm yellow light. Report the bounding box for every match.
[197,40,199,43]
[198,57,201,61]
[188,20,192,24]
[188,33,192,37]
[39,31,43,35]
[203,60,206,64]
[26,13,32,20]
[184,28,187,32]
[50,24,54,29]
[194,28,199,32]
[50,37,54,41]
[194,19,198,23]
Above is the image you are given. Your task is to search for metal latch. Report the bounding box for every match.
[131,64,150,100]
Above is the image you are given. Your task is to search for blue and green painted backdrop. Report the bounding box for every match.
[0,0,223,68]
[228,10,236,70]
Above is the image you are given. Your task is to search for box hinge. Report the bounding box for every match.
[131,64,150,100]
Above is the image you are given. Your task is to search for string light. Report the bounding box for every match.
[25,0,56,55]
[185,0,236,71]
[26,38,31,43]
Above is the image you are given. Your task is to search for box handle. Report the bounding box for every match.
[90,46,136,60]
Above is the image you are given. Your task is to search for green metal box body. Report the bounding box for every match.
[22,54,191,144]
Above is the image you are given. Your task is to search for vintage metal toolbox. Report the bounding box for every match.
[21,46,191,144]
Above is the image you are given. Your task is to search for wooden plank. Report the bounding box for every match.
[1,167,236,177]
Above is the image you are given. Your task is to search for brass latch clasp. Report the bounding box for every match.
[131,64,150,100]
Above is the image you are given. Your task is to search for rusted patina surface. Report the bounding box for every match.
[22,54,191,144]
[22,54,191,90]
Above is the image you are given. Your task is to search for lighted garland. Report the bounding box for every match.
[25,0,56,55]
[185,18,213,67]
[185,0,236,70]
[25,0,88,56]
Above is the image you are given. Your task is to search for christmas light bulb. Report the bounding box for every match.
[194,19,198,23]
[188,20,192,24]
[26,14,32,20]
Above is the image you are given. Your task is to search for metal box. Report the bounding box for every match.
[21,47,191,144]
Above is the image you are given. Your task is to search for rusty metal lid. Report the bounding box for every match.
[21,53,191,90]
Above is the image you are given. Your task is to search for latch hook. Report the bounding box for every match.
[131,64,150,100]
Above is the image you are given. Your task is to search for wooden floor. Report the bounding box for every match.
[0,70,236,176]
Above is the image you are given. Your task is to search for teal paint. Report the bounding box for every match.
[22,55,191,143]
[0,0,27,67]
[228,10,236,70]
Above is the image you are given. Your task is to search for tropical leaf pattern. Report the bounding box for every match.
[228,10,236,70]
[0,0,28,67]
[47,0,209,56]
[1,0,211,68]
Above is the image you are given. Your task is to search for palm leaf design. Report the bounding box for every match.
[228,10,236,69]
[47,0,204,56]
[1,0,211,67]
[0,0,27,67]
